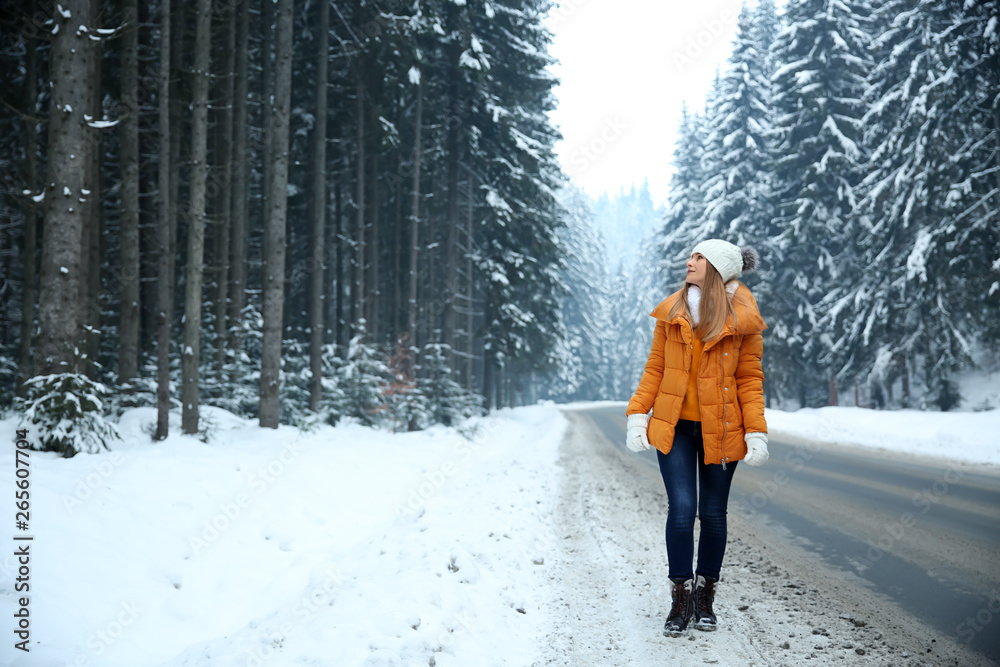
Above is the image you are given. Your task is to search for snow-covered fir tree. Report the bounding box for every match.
[417,343,483,426]
[277,337,314,427]
[611,230,664,401]
[699,2,776,246]
[338,323,391,428]
[545,186,616,401]
[18,373,121,456]
[766,0,871,406]
[464,0,567,408]
[729,0,783,405]
[659,104,709,268]
[833,0,1000,409]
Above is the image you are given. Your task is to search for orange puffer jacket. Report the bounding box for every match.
[626,282,768,465]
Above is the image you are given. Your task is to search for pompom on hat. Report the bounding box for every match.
[691,239,760,283]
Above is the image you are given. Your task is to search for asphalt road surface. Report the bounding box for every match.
[581,404,1000,665]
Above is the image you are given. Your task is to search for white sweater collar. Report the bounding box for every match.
[686,285,702,325]
[686,282,739,326]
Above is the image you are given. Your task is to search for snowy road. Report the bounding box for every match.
[544,405,997,667]
[730,421,1000,665]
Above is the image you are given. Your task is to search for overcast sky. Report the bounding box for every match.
[545,0,750,206]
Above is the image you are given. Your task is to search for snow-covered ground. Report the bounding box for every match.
[0,401,996,666]
[0,406,566,666]
[766,405,1000,466]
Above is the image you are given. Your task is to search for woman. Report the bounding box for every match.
[625,239,769,636]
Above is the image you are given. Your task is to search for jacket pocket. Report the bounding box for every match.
[731,390,744,428]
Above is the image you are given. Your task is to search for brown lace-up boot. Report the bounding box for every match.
[692,574,718,631]
[663,577,694,636]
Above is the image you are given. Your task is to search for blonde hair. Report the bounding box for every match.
[667,260,737,341]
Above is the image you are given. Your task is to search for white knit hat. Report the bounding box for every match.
[691,239,759,283]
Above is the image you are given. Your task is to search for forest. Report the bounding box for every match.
[0,0,997,455]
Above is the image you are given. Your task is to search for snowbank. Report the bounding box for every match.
[767,406,1000,466]
[0,405,567,666]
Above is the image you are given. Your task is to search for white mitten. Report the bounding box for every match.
[743,432,769,466]
[626,413,652,452]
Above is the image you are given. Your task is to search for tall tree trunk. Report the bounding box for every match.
[423,164,438,350]
[119,0,141,390]
[182,0,212,434]
[17,37,39,392]
[36,0,94,376]
[994,104,1000,198]
[228,0,250,354]
[138,0,159,360]
[393,117,403,341]
[156,0,173,440]
[215,2,235,375]
[466,170,474,391]
[407,78,422,370]
[169,0,184,323]
[482,347,495,411]
[354,82,366,333]
[259,0,273,220]
[444,80,460,358]
[828,369,838,406]
[899,353,910,405]
[335,156,345,354]
[1,196,7,353]
[427,205,437,343]
[369,125,379,342]
[82,0,102,380]
[259,0,293,428]
[308,0,329,412]
[83,148,102,381]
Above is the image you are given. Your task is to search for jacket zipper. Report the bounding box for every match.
[720,344,728,470]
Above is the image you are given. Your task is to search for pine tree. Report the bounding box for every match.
[547,186,615,400]
[692,69,730,241]
[732,0,783,406]
[308,0,330,414]
[18,373,121,456]
[227,0,251,360]
[841,0,1000,408]
[181,0,212,434]
[118,0,140,391]
[155,0,174,439]
[259,0,294,428]
[701,3,775,245]
[611,234,663,402]
[468,0,566,407]
[13,33,40,397]
[767,0,871,406]
[278,337,313,427]
[660,105,708,266]
[339,323,390,427]
[35,0,96,378]
[418,343,482,426]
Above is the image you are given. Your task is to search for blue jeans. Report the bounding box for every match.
[656,419,738,580]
